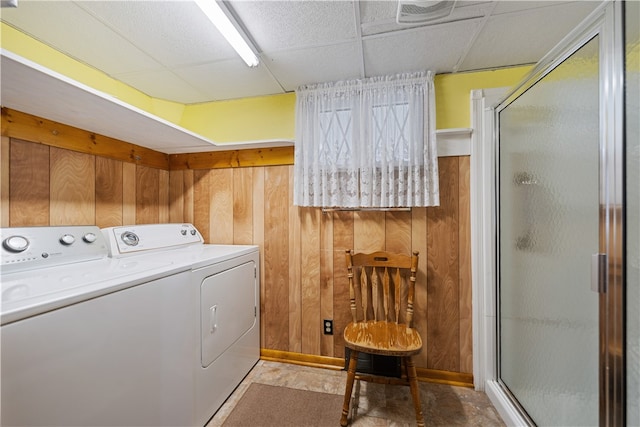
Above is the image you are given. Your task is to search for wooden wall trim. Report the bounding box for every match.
[2,108,169,170]
[2,108,294,170]
[168,146,294,170]
[260,349,474,388]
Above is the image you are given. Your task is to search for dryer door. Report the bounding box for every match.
[200,261,256,367]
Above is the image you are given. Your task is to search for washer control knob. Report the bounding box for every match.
[3,235,30,253]
[83,233,97,243]
[190,229,197,236]
[60,234,75,245]
[121,231,139,246]
[180,229,187,236]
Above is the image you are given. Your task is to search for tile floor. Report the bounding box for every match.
[207,360,505,426]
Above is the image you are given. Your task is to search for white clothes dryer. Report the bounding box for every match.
[102,223,260,426]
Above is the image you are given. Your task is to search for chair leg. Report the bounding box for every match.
[340,350,359,427]
[406,356,425,427]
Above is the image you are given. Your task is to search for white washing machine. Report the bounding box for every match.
[102,223,260,426]
[0,225,195,426]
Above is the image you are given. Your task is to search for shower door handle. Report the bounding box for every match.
[591,253,607,293]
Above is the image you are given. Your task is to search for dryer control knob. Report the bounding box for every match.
[3,235,30,253]
[83,233,97,243]
[60,234,76,245]
[121,231,139,246]
[190,229,197,236]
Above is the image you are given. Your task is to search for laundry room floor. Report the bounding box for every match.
[207,360,505,426]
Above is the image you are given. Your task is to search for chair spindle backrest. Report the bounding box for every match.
[345,250,419,326]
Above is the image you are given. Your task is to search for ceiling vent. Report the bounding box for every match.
[396,0,456,24]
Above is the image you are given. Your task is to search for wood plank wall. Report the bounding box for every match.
[1,138,168,227]
[1,134,472,377]
[168,160,472,374]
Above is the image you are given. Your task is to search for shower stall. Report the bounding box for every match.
[488,1,638,425]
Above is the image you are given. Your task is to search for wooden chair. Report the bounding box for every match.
[340,249,424,427]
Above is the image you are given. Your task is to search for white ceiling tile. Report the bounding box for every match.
[359,0,491,36]
[174,59,285,101]
[263,42,362,91]
[359,0,397,25]
[363,20,480,76]
[112,69,206,104]
[75,1,237,67]
[231,0,357,51]
[458,1,600,71]
[491,1,573,15]
[0,1,161,74]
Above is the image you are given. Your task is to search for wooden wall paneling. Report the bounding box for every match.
[9,139,50,226]
[50,147,95,225]
[332,211,354,359]
[1,137,9,227]
[158,169,169,224]
[233,167,253,244]
[135,165,159,224]
[169,170,184,223]
[183,170,194,224]
[458,156,473,374]
[319,211,334,357]
[95,156,123,228]
[411,207,429,368]
[300,207,321,355]
[209,169,234,244]
[252,167,266,346]
[426,157,460,372]
[193,169,211,242]
[288,167,302,353]
[263,165,290,350]
[122,162,136,225]
[354,211,385,252]
[385,210,412,253]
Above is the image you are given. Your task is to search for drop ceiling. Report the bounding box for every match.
[1,0,601,104]
[0,0,601,153]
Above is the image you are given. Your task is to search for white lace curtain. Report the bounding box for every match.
[293,71,439,208]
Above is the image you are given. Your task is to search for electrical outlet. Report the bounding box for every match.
[323,319,333,335]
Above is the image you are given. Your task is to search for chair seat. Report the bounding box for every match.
[343,321,422,357]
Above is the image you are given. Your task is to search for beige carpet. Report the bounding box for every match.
[222,383,344,427]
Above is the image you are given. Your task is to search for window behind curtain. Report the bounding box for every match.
[294,71,439,208]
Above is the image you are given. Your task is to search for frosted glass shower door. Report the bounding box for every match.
[497,36,600,425]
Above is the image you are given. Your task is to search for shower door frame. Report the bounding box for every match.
[474,1,625,425]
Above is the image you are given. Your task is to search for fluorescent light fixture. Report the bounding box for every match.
[195,0,259,67]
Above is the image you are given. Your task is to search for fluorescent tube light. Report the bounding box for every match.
[195,0,259,67]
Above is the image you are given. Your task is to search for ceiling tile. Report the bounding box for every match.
[363,20,479,76]
[112,69,206,104]
[174,59,285,101]
[359,0,491,37]
[263,42,362,91]
[458,1,601,71]
[231,0,357,51]
[0,1,161,75]
[359,0,397,25]
[75,1,237,67]
[491,1,575,15]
